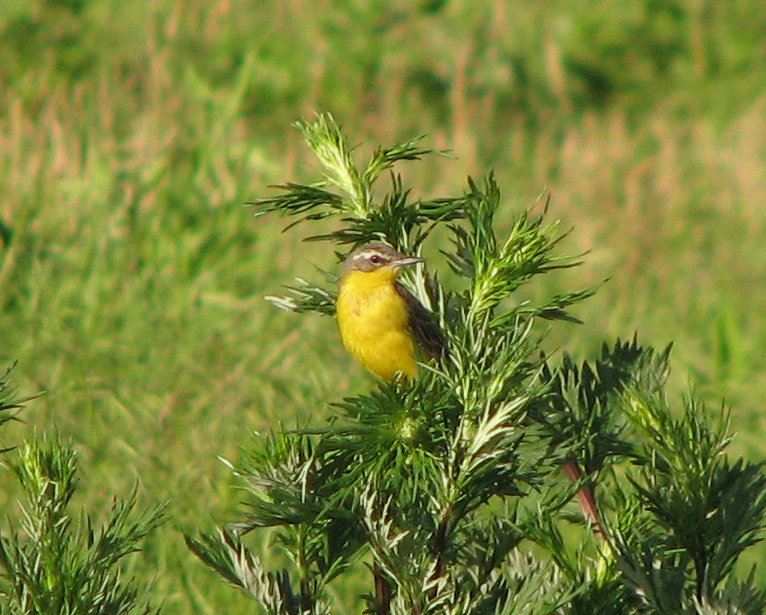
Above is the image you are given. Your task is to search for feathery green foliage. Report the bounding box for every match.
[186,115,766,614]
[0,431,167,615]
[0,363,40,445]
[0,364,22,440]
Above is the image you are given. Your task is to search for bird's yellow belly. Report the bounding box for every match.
[337,277,417,381]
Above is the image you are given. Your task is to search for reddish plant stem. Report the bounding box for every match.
[563,459,605,539]
[373,562,392,615]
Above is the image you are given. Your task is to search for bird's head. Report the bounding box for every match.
[341,243,424,279]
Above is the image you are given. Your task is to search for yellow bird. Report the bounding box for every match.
[336,242,446,381]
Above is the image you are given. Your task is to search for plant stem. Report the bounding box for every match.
[562,459,605,539]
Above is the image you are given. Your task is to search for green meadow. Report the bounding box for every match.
[2,1,766,612]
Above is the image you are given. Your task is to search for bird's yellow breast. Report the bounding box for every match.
[336,268,418,381]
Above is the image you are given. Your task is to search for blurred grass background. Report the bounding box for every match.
[1,0,765,612]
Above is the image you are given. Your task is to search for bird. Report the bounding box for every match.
[336,242,446,381]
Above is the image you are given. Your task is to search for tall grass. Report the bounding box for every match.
[1,0,765,612]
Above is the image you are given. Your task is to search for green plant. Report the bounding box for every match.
[185,115,766,614]
[0,362,30,442]
[0,363,168,615]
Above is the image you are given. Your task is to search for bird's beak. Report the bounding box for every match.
[392,255,425,269]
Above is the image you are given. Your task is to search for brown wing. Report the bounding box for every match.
[395,281,447,360]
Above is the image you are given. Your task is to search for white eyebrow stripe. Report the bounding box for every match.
[355,250,387,261]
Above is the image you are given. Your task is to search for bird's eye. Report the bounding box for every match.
[370,254,381,264]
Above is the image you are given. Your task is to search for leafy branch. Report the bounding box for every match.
[187,114,766,615]
[0,432,167,615]
[0,362,43,444]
